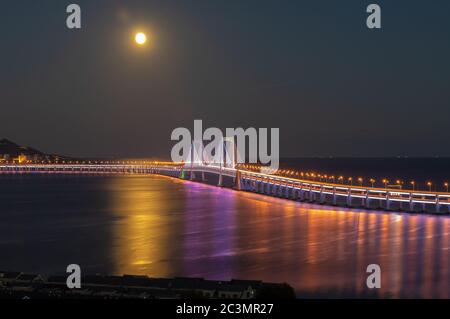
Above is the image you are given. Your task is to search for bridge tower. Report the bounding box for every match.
[215,136,238,187]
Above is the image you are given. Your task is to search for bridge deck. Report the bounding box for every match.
[1,164,449,213]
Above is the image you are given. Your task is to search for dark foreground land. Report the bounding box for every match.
[0,271,295,299]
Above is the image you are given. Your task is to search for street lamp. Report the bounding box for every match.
[370,178,375,187]
[382,179,389,189]
[396,180,403,189]
[348,177,353,186]
[338,176,344,184]
[427,181,432,192]
[444,182,448,192]
[410,181,415,191]
[358,177,363,187]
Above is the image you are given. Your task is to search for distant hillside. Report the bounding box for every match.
[0,138,71,161]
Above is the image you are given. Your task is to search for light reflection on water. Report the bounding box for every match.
[0,174,448,298]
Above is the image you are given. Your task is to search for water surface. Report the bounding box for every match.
[0,174,448,298]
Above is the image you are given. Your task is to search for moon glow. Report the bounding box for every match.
[135,32,147,45]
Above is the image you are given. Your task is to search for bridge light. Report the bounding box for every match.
[445,182,449,192]
[427,181,432,192]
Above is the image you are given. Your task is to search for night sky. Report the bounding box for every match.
[1,0,450,158]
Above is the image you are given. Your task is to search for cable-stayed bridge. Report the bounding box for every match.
[1,141,450,214]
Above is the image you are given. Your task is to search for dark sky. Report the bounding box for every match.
[1,0,450,158]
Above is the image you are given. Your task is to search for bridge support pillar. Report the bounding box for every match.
[319,186,325,204]
[308,190,313,202]
[436,196,441,214]
[346,190,352,207]
[235,170,242,190]
[311,191,316,202]
[365,197,370,209]
[201,171,206,182]
[299,189,304,201]
[346,196,351,207]
[409,198,414,212]
[217,173,223,187]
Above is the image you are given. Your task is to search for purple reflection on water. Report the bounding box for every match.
[176,179,449,298]
[182,180,238,279]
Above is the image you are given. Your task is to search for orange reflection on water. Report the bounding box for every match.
[108,175,182,276]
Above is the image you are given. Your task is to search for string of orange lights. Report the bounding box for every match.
[235,164,449,193]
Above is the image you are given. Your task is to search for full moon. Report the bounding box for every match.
[135,32,147,45]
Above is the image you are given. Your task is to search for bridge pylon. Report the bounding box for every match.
[235,169,242,190]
